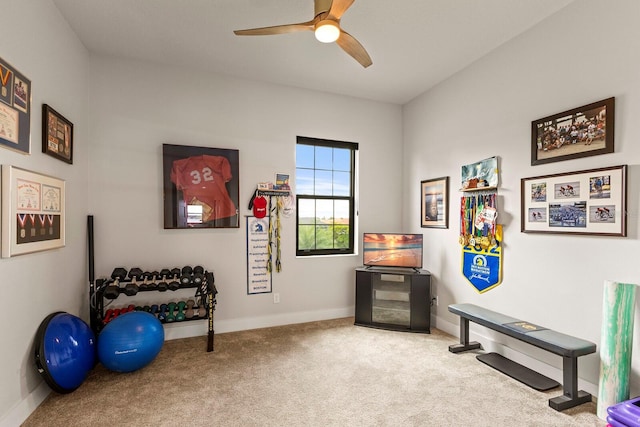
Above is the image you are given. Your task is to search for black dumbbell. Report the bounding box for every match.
[139,271,151,291]
[180,266,193,287]
[193,265,205,285]
[148,271,160,290]
[168,268,181,291]
[112,267,127,279]
[123,267,143,296]
[103,279,120,299]
[104,267,127,299]
[157,269,171,292]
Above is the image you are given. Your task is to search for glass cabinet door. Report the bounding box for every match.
[371,273,410,327]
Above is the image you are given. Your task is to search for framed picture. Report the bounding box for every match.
[162,143,240,229]
[42,104,73,164]
[421,176,449,228]
[0,56,31,154]
[531,97,614,166]
[274,173,290,191]
[1,165,65,257]
[521,164,626,236]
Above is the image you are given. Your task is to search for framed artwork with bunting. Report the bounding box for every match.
[1,165,65,257]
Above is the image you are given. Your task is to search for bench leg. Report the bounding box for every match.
[548,355,592,411]
[449,317,481,353]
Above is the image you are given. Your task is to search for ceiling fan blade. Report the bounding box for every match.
[234,19,316,36]
[336,29,372,68]
[327,0,355,20]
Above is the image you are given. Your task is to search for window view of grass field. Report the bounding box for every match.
[296,139,356,254]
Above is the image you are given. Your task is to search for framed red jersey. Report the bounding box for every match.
[163,144,239,228]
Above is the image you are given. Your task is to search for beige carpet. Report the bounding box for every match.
[23,318,605,426]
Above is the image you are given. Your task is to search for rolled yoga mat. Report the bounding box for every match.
[597,280,637,420]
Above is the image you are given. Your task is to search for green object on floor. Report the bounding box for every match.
[597,280,637,420]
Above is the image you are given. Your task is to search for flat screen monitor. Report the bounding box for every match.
[362,233,423,269]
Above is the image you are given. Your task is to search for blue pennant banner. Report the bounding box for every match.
[461,225,503,293]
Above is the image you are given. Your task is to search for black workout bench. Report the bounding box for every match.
[448,303,596,411]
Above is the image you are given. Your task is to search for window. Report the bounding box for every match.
[296,136,358,256]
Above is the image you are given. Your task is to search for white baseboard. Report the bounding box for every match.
[0,380,50,427]
[432,313,598,396]
[164,306,355,340]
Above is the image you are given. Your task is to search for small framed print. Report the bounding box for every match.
[531,97,614,166]
[42,104,73,164]
[421,176,449,228]
[521,165,626,236]
[1,165,65,257]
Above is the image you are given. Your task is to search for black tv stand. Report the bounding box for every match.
[354,267,431,333]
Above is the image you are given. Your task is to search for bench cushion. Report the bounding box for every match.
[449,303,596,358]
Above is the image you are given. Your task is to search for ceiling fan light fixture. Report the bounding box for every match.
[314,20,340,43]
[234,0,371,68]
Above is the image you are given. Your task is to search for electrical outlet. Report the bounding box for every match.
[273,293,280,304]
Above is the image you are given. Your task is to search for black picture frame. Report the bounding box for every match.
[0,56,31,155]
[42,104,73,164]
[162,143,240,229]
[421,176,449,229]
[521,164,626,236]
[531,97,614,166]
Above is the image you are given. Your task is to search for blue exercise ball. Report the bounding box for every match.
[98,311,164,373]
[34,312,96,393]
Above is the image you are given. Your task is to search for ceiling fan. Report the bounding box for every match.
[234,0,372,68]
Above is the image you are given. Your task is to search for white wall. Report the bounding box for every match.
[87,56,404,334]
[404,0,640,396]
[0,1,89,425]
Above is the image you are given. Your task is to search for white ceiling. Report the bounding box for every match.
[52,0,574,105]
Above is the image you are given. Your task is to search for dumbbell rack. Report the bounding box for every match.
[90,270,217,352]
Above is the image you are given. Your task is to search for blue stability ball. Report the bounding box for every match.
[98,311,164,373]
[34,312,96,393]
